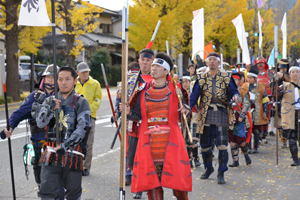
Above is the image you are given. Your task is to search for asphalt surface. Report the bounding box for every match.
[1,88,300,199]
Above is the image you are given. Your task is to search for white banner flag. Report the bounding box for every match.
[18,0,51,26]
[232,14,251,64]
[258,11,263,54]
[192,8,204,60]
[281,12,287,59]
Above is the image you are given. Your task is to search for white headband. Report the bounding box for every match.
[182,76,191,80]
[152,58,170,72]
[289,66,300,73]
[197,66,208,73]
[247,72,258,78]
[207,55,221,62]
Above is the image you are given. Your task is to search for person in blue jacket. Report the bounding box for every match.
[1,65,63,198]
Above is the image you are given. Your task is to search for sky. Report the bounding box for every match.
[83,0,135,11]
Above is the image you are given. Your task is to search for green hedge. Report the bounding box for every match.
[0,96,13,104]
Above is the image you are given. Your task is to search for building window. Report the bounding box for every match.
[100,24,112,34]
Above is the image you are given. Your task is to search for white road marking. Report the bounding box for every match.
[0,117,113,142]
[92,147,120,161]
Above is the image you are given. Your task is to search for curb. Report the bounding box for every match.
[0,101,23,109]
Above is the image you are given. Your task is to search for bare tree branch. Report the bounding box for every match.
[0,38,5,43]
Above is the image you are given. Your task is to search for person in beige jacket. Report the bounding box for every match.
[279,63,300,166]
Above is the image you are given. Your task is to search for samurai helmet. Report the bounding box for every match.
[42,64,60,76]
[254,57,268,70]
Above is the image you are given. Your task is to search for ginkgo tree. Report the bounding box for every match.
[129,0,277,66]
[0,0,51,101]
[55,0,103,67]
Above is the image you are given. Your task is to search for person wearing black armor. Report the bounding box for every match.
[2,64,61,198]
[36,67,91,200]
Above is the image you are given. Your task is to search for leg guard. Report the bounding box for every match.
[173,190,188,200]
[218,150,228,172]
[201,149,214,169]
[289,140,298,161]
[253,129,261,148]
[239,142,249,155]
[230,143,239,161]
[147,187,163,200]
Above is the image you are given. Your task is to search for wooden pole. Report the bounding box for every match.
[119,6,128,200]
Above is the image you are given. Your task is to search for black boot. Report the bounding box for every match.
[253,146,259,153]
[229,161,239,167]
[289,142,299,166]
[194,158,201,167]
[217,171,226,184]
[244,154,252,165]
[291,159,299,166]
[201,167,214,179]
[201,149,214,179]
[133,192,143,199]
[190,159,194,168]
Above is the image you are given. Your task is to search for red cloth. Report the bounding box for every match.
[131,79,192,193]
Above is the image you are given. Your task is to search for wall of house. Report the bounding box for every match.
[94,15,112,34]
[112,19,122,38]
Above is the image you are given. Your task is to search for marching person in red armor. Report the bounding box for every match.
[254,57,272,144]
[120,52,192,200]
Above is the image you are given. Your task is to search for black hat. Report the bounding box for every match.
[247,68,259,78]
[277,59,289,71]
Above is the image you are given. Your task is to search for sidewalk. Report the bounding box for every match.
[0,87,118,110]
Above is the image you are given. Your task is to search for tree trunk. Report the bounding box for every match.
[182,51,190,68]
[5,0,21,101]
[62,0,76,68]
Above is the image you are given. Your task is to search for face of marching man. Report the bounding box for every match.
[58,71,77,95]
[151,64,168,80]
[207,56,221,71]
[290,69,300,81]
[247,75,256,85]
[139,56,153,75]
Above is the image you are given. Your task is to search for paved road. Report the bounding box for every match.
[1,88,300,199]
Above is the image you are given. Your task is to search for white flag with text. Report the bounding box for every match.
[18,0,51,26]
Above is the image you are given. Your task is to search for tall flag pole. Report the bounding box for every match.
[50,0,60,147]
[274,26,279,165]
[232,14,251,65]
[166,40,169,55]
[119,5,128,200]
[258,11,263,56]
[0,55,16,199]
[281,13,287,59]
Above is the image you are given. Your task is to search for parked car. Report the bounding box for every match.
[20,63,48,81]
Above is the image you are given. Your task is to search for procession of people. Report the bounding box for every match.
[1,2,300,200]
